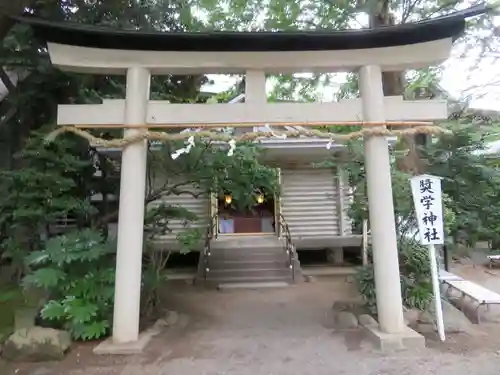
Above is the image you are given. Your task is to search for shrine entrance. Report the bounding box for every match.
[15,4,485,351]
[217,192,277,235]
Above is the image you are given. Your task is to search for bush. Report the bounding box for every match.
[0,128,96,282]
[22,229,115,341]
[355,237,432,315]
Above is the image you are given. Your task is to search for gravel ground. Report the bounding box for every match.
[4,273,500,375]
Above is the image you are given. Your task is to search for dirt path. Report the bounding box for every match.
[3,277,500,375]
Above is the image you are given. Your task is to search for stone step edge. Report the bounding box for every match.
[217,281,290,290]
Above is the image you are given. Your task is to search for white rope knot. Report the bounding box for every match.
[227,139,236,156]
[263,124,287,140]
[171,136,195,159]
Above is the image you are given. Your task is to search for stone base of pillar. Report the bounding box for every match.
[326,247,344,265]
[93,327,157,355]
[364,325,425,351]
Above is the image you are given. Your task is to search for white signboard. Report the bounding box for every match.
[410,174,446,342]
[410,174,444,246]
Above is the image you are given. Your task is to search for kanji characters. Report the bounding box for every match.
[420,178,434,194]
[423,227,440,242]
[412,175,444,245]
[420,195,434,210]
[422,211,437,226]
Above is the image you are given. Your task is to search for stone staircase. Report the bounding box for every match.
[202,234,299,288]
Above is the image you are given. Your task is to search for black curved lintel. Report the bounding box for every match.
[12,4,487,52]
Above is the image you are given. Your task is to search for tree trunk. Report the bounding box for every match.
[369,0,426,175]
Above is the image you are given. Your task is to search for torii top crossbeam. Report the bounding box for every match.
[13,4,487,75]
[10,4,488,129]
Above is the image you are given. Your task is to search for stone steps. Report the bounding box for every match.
[208,259,289,270]
[209,275,293,284]
[217,281,290,290]
[208,251,288,262]
[206,267,292,280]
[204,235,295,286]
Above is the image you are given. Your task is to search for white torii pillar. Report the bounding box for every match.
[112,67,150,343]
[359,65,405,334]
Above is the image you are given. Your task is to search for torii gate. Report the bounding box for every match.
[14,4,486,352]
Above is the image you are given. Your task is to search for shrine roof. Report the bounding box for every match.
[13,4,487,52]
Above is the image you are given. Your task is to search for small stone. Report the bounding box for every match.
[2,327,71,362]
[416,323,436,334]
[151,310,180,332]
[419,299,474,333]
[332,301,355,312]
[31,368,53,375]
[358,314,378,328]
[418,310,434,324]
[403,306,421,326]
[166,311,179,326]
[335,311,358,329]
[322,310,337,329]
[303,275,316,283]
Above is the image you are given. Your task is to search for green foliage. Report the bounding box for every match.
[144,203,199,242]
[141,244,171,319]
[423,125,500,246]
[442,193,457,238]
[23,229,115,341]
[398,240,433,310]
[337,140,421,236]
[2,0,496,339]
[0,127,97,280]
[340,134,476,241]
[354,266,377,313]
[142,202,202,319]
[148,140,280,212]
[345,129,496,313]
[355,238,432,314]
[213,144,280,211]
[176,228,204,250]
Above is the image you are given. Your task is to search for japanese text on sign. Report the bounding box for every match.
[410,175,444,245]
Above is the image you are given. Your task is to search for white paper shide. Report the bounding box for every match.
[410,174,444,245]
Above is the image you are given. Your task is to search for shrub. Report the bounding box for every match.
[22,229,115,340]
[355,237,432,315]
[0,128,96,281]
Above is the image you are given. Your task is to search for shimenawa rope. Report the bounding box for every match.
[46,125,451,149]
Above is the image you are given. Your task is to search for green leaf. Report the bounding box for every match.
[41,300,66,321]
[24,251,49,266]
[64,299,99,324]
[70,320,110,341]
[22,268,66,289]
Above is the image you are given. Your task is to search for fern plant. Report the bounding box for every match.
[22,229,115,340]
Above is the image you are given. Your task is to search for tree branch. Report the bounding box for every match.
[0,103,17,127]
[401,0,423,23]
[0,67,16,94]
